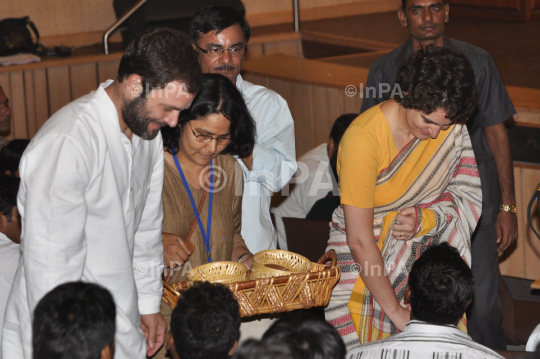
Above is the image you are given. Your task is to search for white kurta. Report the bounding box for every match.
[1,81,164,359]
[271,143,338,250]
[235,75,297,253]
[0,232,20,356]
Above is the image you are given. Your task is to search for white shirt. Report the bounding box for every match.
[0,232,20,356]
[347,320,504,359]
[526,323,540,352]
[236,75,297,253]
[271,143,338,250]
[2,81,164,359]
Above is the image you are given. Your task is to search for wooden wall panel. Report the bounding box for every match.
[263,39,303,58]
[98,60,121,84]
[70,63,98,101]
[32,69,50,130]
[9,72,28,139]
[47,66,71,116]
[23,71,37,138]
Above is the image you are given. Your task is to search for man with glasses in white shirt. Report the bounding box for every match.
[189,6,297,254]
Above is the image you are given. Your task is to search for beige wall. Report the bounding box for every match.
[2,0,398,37]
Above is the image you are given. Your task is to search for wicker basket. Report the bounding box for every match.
[162,250,340,317]
[250,249,313,279]
[185,261,248,284]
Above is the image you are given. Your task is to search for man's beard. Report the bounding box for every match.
[122,96,162,140]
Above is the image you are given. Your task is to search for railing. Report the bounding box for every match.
[103,0,150,54]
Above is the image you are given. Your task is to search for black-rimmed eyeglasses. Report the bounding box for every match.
[188,121,231,146]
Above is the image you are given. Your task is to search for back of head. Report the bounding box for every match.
[232,338,303,359]
[395,45,478,124]
[0,139,30,176]
[329,114,357,147]
[408,243,473,325]
[0,175,19,220]
[117,27,202,95]
[189,6,251,45]
[170,281,241,359]
[32,281,116,359]
[262,312,346,359]
[162,73,255,158]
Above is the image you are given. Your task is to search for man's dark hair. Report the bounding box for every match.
[0,175,19,221]
[232,338,303,359]
[401,0,447,11]
[162,73,255,158]
[189,6,251,45]
[0,139,30,176]
[117,27,202,95]
[395,45,478,124]
[170,281,241,359]
[262,312,346,359]
[408,243,474,325]
[329,114,356,181]
[32,282,116,359]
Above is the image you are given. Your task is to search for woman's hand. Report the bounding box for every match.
[392,207,417,240]
[387,305,410,332]
[163,232,193,268]
[238,253,253,270]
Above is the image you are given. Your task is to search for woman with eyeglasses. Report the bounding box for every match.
[159,73,256,283]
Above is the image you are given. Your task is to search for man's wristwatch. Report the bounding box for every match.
[500,205,517,214]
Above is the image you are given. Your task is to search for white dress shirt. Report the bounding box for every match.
[0,232,20,356]
[347,320,504,359]
[271,143,338,250]
[526,323,540,352]
[2,81,164,359]
[235,75,297,253]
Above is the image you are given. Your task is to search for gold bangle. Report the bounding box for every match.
[500,205,517,213]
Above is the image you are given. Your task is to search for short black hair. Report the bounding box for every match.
[408,243,473,325]
[117,27,202,95]
[329,114,356,181]
[401,0,447,11]
[0,139,30,176]
[189,6,251,45]
[162,73,255,158]
[32,281,116,359]
[395,45,478,124]
[262,312,346,359]
[170,281,241,359]
[0,175,19,221]
[232,338,303,359]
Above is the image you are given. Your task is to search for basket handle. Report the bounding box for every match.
[317,249,337,267]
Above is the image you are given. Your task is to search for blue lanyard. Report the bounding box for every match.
[172,154,213,262]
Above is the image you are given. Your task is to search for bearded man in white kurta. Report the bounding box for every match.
[1,28,202,359]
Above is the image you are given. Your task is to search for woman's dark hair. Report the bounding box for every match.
[0,139,30,176]
[189,6,250,45]
[162,73,255,158]
[117,27,202,95]
[395,45,479,124]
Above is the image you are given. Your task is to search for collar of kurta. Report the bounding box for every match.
[404,320,467,338]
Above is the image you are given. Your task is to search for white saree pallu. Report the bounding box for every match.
[324,124,482,348]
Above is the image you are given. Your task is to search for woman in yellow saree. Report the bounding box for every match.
[325,46,482,348]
